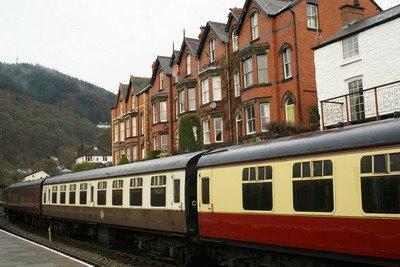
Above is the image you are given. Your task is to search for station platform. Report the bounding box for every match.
[0,229,90,267]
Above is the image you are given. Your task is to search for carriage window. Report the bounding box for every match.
[69,184,76,204]
[112,180,123,206]
[173,179,180,203]
[242,166,272,211]
[60,185,66,204]
[151,175,166,207]
[79,183,87,205]
[361,153,400,214]
[52,186,57,204]
[390,153,400,172]
[292,160,334,212]
[201,178,210,204]
[130,178,143,206]
[43,191,47,204]
[97,181,107,206]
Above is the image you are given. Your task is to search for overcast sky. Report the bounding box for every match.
[1,0,399,93]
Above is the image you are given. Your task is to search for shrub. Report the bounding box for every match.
[119,156,129,165]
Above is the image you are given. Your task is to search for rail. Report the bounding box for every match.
[320,80,400,129]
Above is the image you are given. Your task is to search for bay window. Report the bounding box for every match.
[160,101,167,122]
[243,58,253,87]
[201,79,210,104]
[260,102,270,132]
[246,105,255,134]
[203,120,211,144]
[179,90,185,113]
[212,76,222,101]
[188,88,196,111]
[152,103,158,123]
[214,118,223,143]
[257,55,268,84]
[160,135,168,151]
[131,116,137,137]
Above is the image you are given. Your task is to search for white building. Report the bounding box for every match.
[314,5,400,128]
[22,171,49,182]
[75,145,112,165]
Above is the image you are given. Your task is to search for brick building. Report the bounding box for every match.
[111,0,381,165]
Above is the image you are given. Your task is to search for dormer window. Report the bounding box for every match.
[250,12,259,40]
[232,29,238,52]
[210,38,216,63]
[307,4,319,29]
[159,70,164,90]
[186,53,191,75]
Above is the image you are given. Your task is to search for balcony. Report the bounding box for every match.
[320,80,400,129]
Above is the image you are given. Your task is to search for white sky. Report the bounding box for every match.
[1,0,399,93]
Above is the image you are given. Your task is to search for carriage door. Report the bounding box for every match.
[171,172,182,211]
[199,168,213,213]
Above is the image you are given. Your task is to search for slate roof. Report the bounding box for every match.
[197,21,227,57]
[208,22,228,43]
[314,4,400,50]
[176,38,200,64]
[231,8,242,21]
[157,56,172,75]
[118,83,129,100]
[78,145,110,158]
[129,76,150,95]
[43,151,204,185]
[8,178,46,188]
[254,0,292,15]
[198,118,400,167]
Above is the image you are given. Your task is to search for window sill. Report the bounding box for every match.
[281,77,293,83]
[341,57,362,67]
[307,27,322,32]
[250,37,260,44]
[242,83,272,92]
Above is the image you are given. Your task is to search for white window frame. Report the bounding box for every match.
[257,55,268,84]
[153,136,158,150]
[114,123,118,143]
[201,79,210,104]
[210,39,216,63]
[243,58,253,88]
[342,35,359,60]
[119,121,125,141]
[152,103,158,124]
[214,118,223,143]
[232,29,238,52]
[160,134,168,151]
[188,88,196,111]
[132,145,138,161]
[186,53,191,75]
[159,70,164,90]
[160,101,167,122]
[212,76,222,101]
[131,116,137,137]
[283,48,292,79]
[179,90,185,114]
[251,12,259,40]
[260,102,270,132]
[203,120,211,145]
[307,4,318,29]
[246,106,255,135]
[234,71,240,97]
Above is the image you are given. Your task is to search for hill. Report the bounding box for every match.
[0,63,115,185]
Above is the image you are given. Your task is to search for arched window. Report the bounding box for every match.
[159,70,164,90]
[231,29,238,52]
[284,94,295,124]
[250,12,259,40]
[210,38,216,62]
[235,113,243,143]
[282,47,292,79]
[186,53,191,75]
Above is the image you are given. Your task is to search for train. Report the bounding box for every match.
[2,118,400,265]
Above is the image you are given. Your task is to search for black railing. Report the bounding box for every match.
[320,80,400,129]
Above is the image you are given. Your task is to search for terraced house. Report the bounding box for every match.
[111,0,381,165]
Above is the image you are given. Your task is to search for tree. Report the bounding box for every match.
[119,156,130,165]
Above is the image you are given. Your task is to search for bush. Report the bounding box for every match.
[71,162,105,172]
[263,121,318,140]
[149,150,163,159]
[119,156,129,165]
[178,116,201,153]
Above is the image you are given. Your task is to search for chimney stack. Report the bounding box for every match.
[198,26,206,40]
[340,2,365,26]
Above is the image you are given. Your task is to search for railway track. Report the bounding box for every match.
[0,212,172,266]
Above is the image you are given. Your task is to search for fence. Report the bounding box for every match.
[320,80,400,129]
